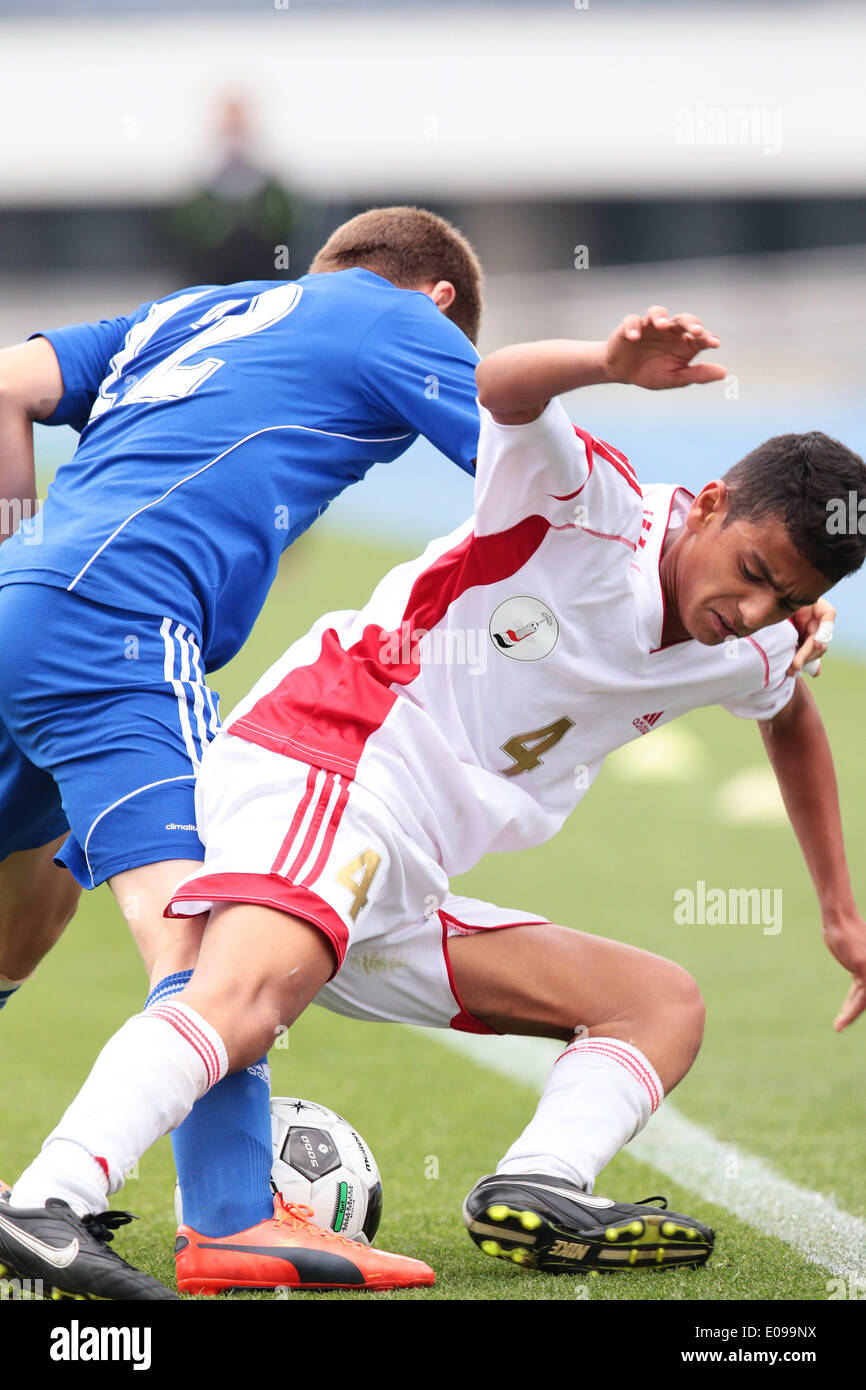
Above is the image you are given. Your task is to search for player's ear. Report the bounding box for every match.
[425,280,456,313]
[687,481,726,533]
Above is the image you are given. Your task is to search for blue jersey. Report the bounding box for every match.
[0,269,480,670]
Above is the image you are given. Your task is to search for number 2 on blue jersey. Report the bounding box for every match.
[90,283,303,419]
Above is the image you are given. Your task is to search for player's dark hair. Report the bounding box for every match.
[721,432,866,584]
[308,205,484,344]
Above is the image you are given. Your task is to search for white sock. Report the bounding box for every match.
[0,971,32,1011]
[11,1001,228,1217]
[10,1140,110,1219]
[496,1036,664,1191]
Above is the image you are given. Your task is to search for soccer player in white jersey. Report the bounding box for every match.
[2,307,862,1297]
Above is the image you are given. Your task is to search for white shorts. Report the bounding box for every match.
[167,733,549,1034]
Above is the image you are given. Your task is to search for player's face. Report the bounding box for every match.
[671,483,830,645]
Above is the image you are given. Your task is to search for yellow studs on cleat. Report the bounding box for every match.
[486,1204,541,1231]
[660,1220,701,1242]
[477,1198,706,1274]
[479,1237,531,1268]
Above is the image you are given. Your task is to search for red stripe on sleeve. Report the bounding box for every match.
[573,426,641,497]
[745,636,771,688]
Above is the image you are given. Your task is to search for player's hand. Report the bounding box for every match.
[604,307,728,391]
[822,910,866,1031]
[787,598,835,678]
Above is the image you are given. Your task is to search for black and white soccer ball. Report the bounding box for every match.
[269,1097,383,1241]
[174,1096,382,1242]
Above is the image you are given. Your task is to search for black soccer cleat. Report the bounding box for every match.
[463,1172,714,1273]
[0,1198,179,1300]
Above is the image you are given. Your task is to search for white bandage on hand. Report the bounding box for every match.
[803,619,834,677]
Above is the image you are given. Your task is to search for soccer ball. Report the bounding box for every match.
[174,1096,382,1242]
[270,1097,383,1241]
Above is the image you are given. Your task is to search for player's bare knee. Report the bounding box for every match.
[238,994,285,1069]
[600,960,704,1090]
[660,963,705,1073]
[605,957,704,1039]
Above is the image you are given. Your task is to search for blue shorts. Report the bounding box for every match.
[0,583,220,887]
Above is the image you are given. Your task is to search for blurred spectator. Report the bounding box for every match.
[164,95,295,284]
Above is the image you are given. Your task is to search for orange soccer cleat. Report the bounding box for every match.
[175,1195,435,1294]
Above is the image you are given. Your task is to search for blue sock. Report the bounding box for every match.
[0,983,21,1011]
[145,970,274,1238]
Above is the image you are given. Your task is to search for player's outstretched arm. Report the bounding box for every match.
[758,679,866,1031]
[475,306,727,424]
[0,338,64,542]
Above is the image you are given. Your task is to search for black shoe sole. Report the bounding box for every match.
[0,1256,109,1301]
[464,1198,713,1273]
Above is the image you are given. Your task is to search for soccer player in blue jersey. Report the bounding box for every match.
[0,206,485,1288]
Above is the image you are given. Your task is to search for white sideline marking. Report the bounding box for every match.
[425,1029,866,1280]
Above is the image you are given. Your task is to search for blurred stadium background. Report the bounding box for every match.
[2,0,865,643]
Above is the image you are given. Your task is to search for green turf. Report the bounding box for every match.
[3,527,865,1301]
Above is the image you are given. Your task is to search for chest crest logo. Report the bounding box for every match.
[489,596,559,662]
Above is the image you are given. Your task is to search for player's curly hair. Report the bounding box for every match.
[308,205,484,344]
[722,432,866,584]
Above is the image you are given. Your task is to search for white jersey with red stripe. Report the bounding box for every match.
[222,398,797,876]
